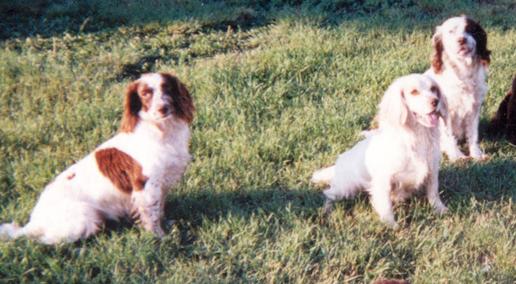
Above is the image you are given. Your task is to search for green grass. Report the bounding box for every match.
[1,0,515,282]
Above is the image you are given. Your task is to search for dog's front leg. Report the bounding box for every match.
[466,109,487,160]
[440,127,466,161]
[426,171,448,215]
[369,178,397,228]
[131,182,165,238]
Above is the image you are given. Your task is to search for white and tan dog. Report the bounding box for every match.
[425,16,490,161]
[312,74,448,228]
[0,73,194,244]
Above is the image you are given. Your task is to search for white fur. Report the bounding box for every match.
[313,74,448,227]
[425,16,489,161]
[0,73,192,244]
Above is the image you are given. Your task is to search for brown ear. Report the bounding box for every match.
[161,73,195,124]
[465,17,491,64]
[120,81,141,132]
[431,30,444,74]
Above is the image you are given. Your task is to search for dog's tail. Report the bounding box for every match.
[0,222,25,241]
[311,165,335,185]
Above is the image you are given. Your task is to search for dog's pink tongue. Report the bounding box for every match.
[429,113,439,127]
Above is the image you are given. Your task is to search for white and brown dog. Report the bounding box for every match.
[0,73,194,244]
[425,16,491,161]
[312,74,448,228]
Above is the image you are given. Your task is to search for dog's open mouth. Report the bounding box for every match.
[458,46,471,56]
[416,111,440,128]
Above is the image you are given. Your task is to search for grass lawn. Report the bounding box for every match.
[0,0,515,282]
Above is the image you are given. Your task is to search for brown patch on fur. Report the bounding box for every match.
[465,17,491,64]
[160,73,195,124]
[119,80,155,132]
[489,75,516,144]
[431,31,444,74]
[95,148,148,194]
[67,172,76,180]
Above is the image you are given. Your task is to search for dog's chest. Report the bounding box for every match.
[143,141,190,188]
[440,68,487,119]
[395,155,430,190]
[394,136,436,190]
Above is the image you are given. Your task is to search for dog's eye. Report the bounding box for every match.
[430,86,439,93]
[410,89,419,96]
[140,89,153,98]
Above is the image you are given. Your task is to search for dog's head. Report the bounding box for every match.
[379,74,447,129]
[431,16,490,73]
[120,72,194,132]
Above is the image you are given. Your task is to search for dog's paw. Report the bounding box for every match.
[153,227,165,238]
[322,198,334,216]
[379,215,398,229]
[434,205,449,215]
[469,146,488,161]
[446,151,467,162]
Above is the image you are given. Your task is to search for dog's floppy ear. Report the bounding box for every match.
[437,88,449,125]
[378,79,409,127]
[431,27,444,74]
[160,72,195,124]
[465,17,490,65]
[120,80,142,132]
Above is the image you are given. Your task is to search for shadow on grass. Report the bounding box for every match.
[2,0,515,42]
[167,187,323,224]
[440,158,515,205]
[84,187,323,247]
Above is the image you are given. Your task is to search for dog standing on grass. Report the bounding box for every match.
[312,74,448,228]
[0,72,194,244]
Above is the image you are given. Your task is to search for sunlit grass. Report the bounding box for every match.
[0,1,515,282]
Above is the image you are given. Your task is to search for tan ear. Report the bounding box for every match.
[438,89,449,125]
[120,81,141,132]
[431,28,444,74]
[378,79,409,127]
[160,73,195,124]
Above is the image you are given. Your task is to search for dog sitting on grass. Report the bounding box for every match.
[312,74,448,228]
[0,72,194,244]
[488,74,516,145]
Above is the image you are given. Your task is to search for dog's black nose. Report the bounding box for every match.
[431,98,439,107]
[159,106,169,115]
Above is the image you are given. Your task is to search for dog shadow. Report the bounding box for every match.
[440,158,515,206]
[94,186,325,246]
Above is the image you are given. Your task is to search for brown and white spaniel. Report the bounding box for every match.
[425,16,491,161]
[0,73,194,244]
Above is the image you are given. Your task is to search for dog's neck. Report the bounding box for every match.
[442,51,482,81]
[133,118,190,143]
[383,118,439,149]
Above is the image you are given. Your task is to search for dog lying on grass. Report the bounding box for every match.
[0,72,194,244]
[312,74,448,228]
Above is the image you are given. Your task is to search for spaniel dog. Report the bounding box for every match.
[312,74,448,228]
[0,73,194,244]
[488,74,516,145]
[425,16,491,161]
